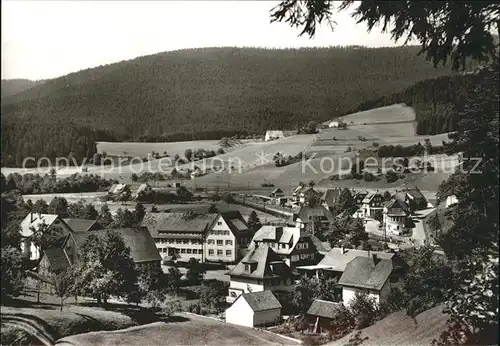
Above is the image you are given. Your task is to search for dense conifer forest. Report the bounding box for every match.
[1,46,476,166]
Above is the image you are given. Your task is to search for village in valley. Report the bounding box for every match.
[1,1,498,346]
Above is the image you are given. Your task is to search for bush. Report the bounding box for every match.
[372,142,379,148]
[362,171,378,182]
[188,303,201,314]
[385,170,399,183]
[162,295,182,317]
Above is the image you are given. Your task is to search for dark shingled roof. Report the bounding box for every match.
[237,291,282,312]
[338,256,394,291]
[385,198,410,216]
[141,212,218,238]
[220,211,249,234]
[228,243,294,279]
[319,248,407,273]
[62,218,99,232]
[296,206,334,223]
[307,299,347,319]
[43,248,70,272]
[113,228,161,263]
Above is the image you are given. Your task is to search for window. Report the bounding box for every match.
[217,221,222,225]
[207,239,215,245]
[217,250,223,256]
[225,240,233,246]
[303,242,308,249]
[183,240,189,244]
[208,249,214,255]
[225,231,230,236]
[181,249,186,254]
[216,240,223,246]
[226,250,232,256]
[245,264,250,272]
[176,240,182,244]
[186,249,192,254]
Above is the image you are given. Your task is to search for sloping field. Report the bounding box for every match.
[56,313,299,346]
[97,140,220,158]
[336,103,415,125]
[328,305,448,346]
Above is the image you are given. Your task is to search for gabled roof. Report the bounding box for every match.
[227,243,294,279]
[113,228,161,263]
[403,187,426,201]
[20,213,61,238]
[43,248,70,272]
[296,206,334,223]
[362,192,383,204]
[141,212,218,237]
[338,256,395,291]
[317,248,407,273]
[307,299,346,319]
[353,190,368,199]
[385,198,410,216]
[265,130,284,138]
[271,188,284,194]
[322,188,341,206]
[249,226,306,255]
[219,211,249,235]
[235,291,282,312]
[62,218,99,233]
[293,184,306,195]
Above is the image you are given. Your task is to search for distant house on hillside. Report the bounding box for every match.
[20,213,73,260]
[353,190,368,207]
[294,205,334,231]
[225,291,282,328]
[354,192,384,219]
[62,218,103,233]
[265,130,284,142]
[108,183,128,195]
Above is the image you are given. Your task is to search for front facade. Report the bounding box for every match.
[204,211,250,263]
[265,130,285,142]
[249,225,320,268]
[226,243,296,303]
[383,198,411,235]
[20,213,73,260]
[225,291,282,328]
[341,280,391,307]
[353,191,368,207]
[359,192,384,219]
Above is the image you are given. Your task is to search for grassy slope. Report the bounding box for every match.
[56,313,298,346]
[328,305,448,346]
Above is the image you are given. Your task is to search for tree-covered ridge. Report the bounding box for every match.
[1,46,457,165]
[0,79,44,99]
[344,73,476,135]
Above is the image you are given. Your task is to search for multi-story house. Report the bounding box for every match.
[141,211,250,263]
[338,254,407,307]
[248,225,320,268]
[356,192,384,219]
[294,205,334,231]
[353,190,368,207]
[204,211,251,263]
[141,212,218,262]
[396,187,431,210]
[383,198,411,235]
[20,213,73,260]
[226,243,296,304]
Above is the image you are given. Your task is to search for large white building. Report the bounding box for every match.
[225,291,282,328]
[383,198,411,235]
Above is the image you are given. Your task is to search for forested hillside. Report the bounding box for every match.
[344,73,476,135]
[1,79,44,99]
[2,46,468,166]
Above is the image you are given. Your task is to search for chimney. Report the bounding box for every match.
[275,226,284,241]
[30,213,34,223]
[341,246,346,254]
[372,253,380,265]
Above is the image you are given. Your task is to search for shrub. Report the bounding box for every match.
[385,170,398,183]
[362,171,378,182]
[372,142,379,148]
[162,295,182,317]
[188,303,201,314]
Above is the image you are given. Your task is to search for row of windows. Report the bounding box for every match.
[296,242,309,249]
[158,247,203,255]
[156,239,202,245]
[208,249,232,256]
[207,239,233,246]
[210,229,231,236]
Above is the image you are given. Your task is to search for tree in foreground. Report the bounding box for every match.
[270,1,499,72]
[0,246,26,300]
[68,230,138,305]
[186,258,205,284]
[247,211,262,236]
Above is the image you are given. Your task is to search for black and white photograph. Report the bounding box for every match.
[1,1,498,345]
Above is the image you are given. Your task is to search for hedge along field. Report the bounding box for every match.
[96,140,221,158]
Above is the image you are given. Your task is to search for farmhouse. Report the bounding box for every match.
[355,192,384,219]
[264,130,285,142]
[339,254,405,307]
[226,243,296,304]
[248,225,320,268]
[328,120,340,128]
[108,183,128,195]
[397,187,432,210]
[353,190,368,207]
[294,205,334,230]
[383,198,411,235]
[306,299,348,333]
[225,291,282,328]
[141,212,218,262]
[270,188,285,198]
[296,247,408,281]
[20,213,73,260]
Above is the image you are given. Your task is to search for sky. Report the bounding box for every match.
[1,1,402,81]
